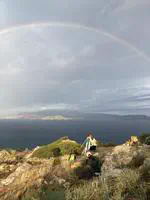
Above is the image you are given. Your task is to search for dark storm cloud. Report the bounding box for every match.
[0,0,150,114]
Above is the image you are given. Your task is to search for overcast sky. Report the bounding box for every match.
[0,0,150,115]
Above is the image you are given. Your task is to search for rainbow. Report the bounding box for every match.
[0,21,149,63]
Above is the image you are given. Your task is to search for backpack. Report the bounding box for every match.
[90,138,97,146]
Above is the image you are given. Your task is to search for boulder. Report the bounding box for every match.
[101,144,145,174]
[0,161,54,199]
[0,150,16,164]
[0,153,74,199]
[139,158,150,180]
[25,146,41,159]
[0,164,17,179]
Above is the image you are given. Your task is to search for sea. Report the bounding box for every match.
[0,118,150,149]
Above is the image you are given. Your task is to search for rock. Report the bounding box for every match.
[0,150,16,164]
[101,144,145,174]
[139,158,150,178]
[26,157,54,165]
[0,158,55,187]
[0,164,10,179]
[101,168,123,180]
[143,144,150,149]
[0,137,149,200]
[0,163,31,186]
[25,146,41,159]
[52,175,66,185]
[0,153,74,199]
[0,164,10,173]
[52,164,69,179]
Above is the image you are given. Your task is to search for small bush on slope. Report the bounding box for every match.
[32,138,82,158]
[145,136,150,145]
[138,133,150,144]
[22,184,65,200]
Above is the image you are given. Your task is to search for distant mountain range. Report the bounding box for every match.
[0,109,150,120]
[6,110,150,120]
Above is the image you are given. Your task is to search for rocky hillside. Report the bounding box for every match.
[0,137,149,200]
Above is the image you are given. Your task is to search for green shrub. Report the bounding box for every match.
[73,165,94,179]
[145,136,150,145]
[32,138,82,158]
[87,156,101,173]
[22,185,65,200]
[72,155,101,180]
[52,148,61,157]
[138,133,150,144]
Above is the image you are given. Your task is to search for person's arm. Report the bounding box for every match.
[81,138,87,147]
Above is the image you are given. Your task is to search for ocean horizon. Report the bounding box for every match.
[0,118,150,149]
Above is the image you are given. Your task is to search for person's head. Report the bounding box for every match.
[87,132,92,138]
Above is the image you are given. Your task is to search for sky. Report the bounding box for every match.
[0,0,150,115]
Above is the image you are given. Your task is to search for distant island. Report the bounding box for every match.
[42,115,73,121]
[0,114,73,121]
[0,110,150,121]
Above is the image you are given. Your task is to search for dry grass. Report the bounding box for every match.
[114,169,147,200]
[65,169,148,200]
[65,178,107,200]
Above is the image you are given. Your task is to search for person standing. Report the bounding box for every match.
[82,133,97,154]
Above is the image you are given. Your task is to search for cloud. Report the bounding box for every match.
[79,45,95,57]
[115,0,150,12]
[0,56,25,75]
[0,0,150,114]
[0,1,7,26]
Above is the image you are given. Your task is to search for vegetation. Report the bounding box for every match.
[102,143,116,147]
[96,140,116,147]
[129,151,145,168]
[0,136,149,200]
[22,184,65,200]
[65,169,148,200]
[114,169,147,200]
[145,136,150,145]
[52,148,61,157]
[138,133,150,144]
[65,139,150,200]
[32,137,82,158]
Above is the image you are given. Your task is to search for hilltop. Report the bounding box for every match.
[0,135,149,200]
